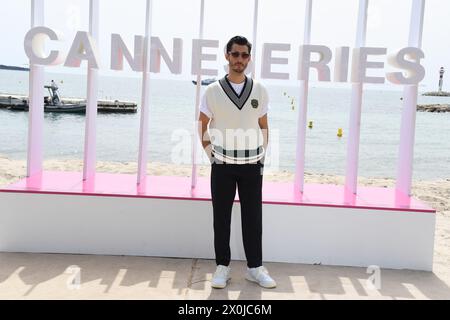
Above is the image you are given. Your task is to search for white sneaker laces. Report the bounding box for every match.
[214,265,229,277]
[253,266,271,281]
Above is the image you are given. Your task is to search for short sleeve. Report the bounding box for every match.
[200,92,213,118]
[259,86,270,117]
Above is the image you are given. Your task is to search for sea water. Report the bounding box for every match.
[0,69,449,180]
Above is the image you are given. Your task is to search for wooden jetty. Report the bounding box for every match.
[422,91,450,97]
[417,104,450,113]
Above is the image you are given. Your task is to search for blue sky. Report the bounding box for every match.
[0,0,448,91]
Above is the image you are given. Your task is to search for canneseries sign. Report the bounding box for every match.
[24,27,425,85]
[21,0,427,198]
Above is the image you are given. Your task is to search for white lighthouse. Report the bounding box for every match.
[439,67,445,93]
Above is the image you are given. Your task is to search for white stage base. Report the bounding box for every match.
[0,191,435,271]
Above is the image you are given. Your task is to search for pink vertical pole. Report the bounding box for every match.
[344,0,368,194]
[251,0,259,79]
[190,0,205,189]
[137,0,154,185]
[82,0,99,181]
[26,0,45,178]
[396,0,425,196]
[293,0,312,195]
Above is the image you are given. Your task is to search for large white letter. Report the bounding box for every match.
[386,47,425,85]
[298,45,332,81]
[334,46,350,82]
[191,39,219,76]
[110,34,144,71]
[351,47,387,83]
[24,27,65,66]
[261,43,290,80]
[64,31,100,69]
[150,37,183,74]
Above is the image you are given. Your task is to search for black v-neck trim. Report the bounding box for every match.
[219,75,254,110]
[225,76,247,98]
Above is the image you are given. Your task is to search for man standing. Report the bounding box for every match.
[50,80,61,105]
[198,36,276,289]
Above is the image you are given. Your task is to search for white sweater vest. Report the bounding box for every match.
[205,76,267,164]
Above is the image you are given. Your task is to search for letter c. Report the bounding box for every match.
[24,27,65,66]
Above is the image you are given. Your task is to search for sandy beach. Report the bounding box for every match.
[1,155,449,214]
[0,154,449,299]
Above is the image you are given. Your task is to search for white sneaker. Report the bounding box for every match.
[245,266,277,288]
[211,265,231,289]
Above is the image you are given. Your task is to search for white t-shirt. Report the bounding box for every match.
[200,79,269,118]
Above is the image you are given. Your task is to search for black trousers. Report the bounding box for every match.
[210,159,264,268]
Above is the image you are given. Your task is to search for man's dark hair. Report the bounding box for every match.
[226,36,252,54]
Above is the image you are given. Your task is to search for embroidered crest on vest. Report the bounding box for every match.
[251,99,259,108]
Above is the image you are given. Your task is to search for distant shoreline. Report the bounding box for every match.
[0,65,29,72]
[422,91,450,97]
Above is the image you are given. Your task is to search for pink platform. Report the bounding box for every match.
[0,171,434,213]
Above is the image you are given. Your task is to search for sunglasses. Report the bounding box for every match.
[228,51,251,59]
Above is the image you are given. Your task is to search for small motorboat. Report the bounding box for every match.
[7,82,86,113]
[8,102,86,113]
[192,78,217,86]
[44,102,86,113]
